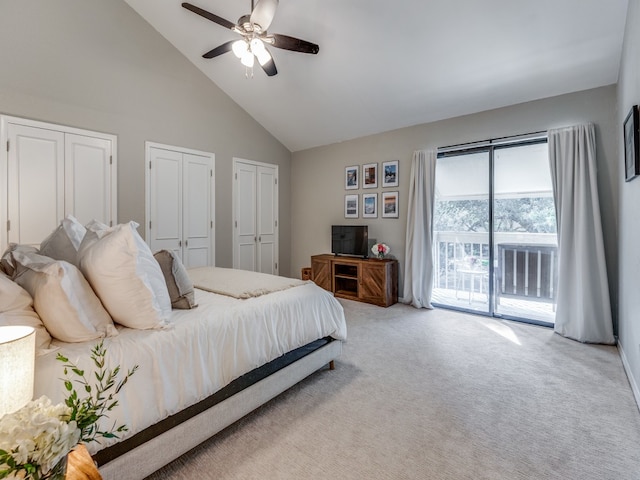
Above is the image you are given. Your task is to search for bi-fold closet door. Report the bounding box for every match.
[233,158,278,275]
[0,115,116,250]
[146,142,215,268]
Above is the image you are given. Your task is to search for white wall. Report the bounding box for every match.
[291,86,619,316]
[0,0,293,275]
[617,0,640,404]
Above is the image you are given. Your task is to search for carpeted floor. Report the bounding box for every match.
[146,300,640,479]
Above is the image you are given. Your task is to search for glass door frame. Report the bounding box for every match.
[432,137,554,328]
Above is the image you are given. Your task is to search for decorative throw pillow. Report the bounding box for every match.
[39,214,86,267]
[77,221,171,329]
[0,244,39,278]
[0,272,52,352]
[153,250,197,309]
[12,251,117,343]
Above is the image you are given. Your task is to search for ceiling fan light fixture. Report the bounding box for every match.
[249,38,271,65]
[182,0,318,78]
[232,39,249,58]
[240,50,255,67]
[255,49,271,66]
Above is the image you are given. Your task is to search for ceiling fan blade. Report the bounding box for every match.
[202,41,235,59]
[250,0,278,31]
[271,34,319,54]
[182,2,236,31]
[260,57,278,77]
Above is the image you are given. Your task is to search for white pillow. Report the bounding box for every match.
[78,221,171,329]
[12,251,117,343]
[39,215,86,267]
[0,272,52,352]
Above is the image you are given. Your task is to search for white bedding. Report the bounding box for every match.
[33,282,346,455]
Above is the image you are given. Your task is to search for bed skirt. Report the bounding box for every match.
[98,337,342,479]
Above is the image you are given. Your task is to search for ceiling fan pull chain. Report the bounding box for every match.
[245,65,254,79]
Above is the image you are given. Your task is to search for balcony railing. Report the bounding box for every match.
[434,231,557,307]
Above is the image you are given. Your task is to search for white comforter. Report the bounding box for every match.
[34,282,346,454]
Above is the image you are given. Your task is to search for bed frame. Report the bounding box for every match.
[97,338,342,479]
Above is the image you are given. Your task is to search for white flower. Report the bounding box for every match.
[0,396,80,477]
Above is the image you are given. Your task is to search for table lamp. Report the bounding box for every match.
[0,325,36,417]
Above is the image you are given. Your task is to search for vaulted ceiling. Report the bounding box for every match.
[124,0,629,152]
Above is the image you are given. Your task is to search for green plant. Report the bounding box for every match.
[56,341,138,444]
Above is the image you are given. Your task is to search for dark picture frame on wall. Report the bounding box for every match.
[344,194,358,218]
[624,105,640,182]
[382,191,399,218]
[382,160,399,187]
[362,193,377,218]
[345,165,358,190]
[362,163,378,189]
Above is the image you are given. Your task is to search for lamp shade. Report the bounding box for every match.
[0,325,35,417]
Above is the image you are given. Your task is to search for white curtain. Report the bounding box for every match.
[403,150,437,309]
[548,124,615,344]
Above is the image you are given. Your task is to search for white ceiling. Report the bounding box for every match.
[123,0,628,152]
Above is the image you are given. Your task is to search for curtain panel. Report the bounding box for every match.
[548,124,615,344]
[403,150,436,309]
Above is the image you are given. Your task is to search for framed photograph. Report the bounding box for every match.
[382,160,399,187]
[362,193,377,218]
[345,165,358,190]
[344,194,358,218]
[624,105,640,182]
[362,163,378,189]
[382,191,399,218]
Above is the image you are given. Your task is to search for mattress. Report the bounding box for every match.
[33,282,347,454]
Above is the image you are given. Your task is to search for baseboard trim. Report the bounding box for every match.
[618,342,640,413]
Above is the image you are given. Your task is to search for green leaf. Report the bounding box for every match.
[65,380,73,391]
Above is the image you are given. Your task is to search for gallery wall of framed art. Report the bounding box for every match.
[343,160,400,219]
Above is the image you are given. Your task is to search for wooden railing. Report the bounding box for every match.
[496,243,557,304]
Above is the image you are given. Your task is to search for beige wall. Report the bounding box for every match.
[617,0,640,402]
[292,86,619,311]
[0,0,292,275]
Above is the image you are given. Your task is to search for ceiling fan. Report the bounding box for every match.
[181,0,319,77]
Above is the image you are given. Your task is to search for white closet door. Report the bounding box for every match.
[7,124,64,246]
[183,153,212,268]
[65,134,113,225]
[149,147,183,258]
[235,162,257,271]
[257,165,278,275]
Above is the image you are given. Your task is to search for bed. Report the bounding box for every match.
[33,272,346,479]
[2,219,347,480]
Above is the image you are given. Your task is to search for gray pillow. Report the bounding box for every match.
[153,250,197,310]
[39,215,86,267]
[0,244,39,278]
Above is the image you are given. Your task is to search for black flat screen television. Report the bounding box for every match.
[331,225,368,258]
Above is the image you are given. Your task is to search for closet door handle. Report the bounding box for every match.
[178,240,182,247]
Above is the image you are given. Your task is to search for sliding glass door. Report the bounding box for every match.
[432,151,490,315]
[432,139,557,326]
[493,143,557,323]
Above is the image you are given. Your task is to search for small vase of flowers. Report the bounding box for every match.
[0,341,137,480]
[371,243,390,259]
